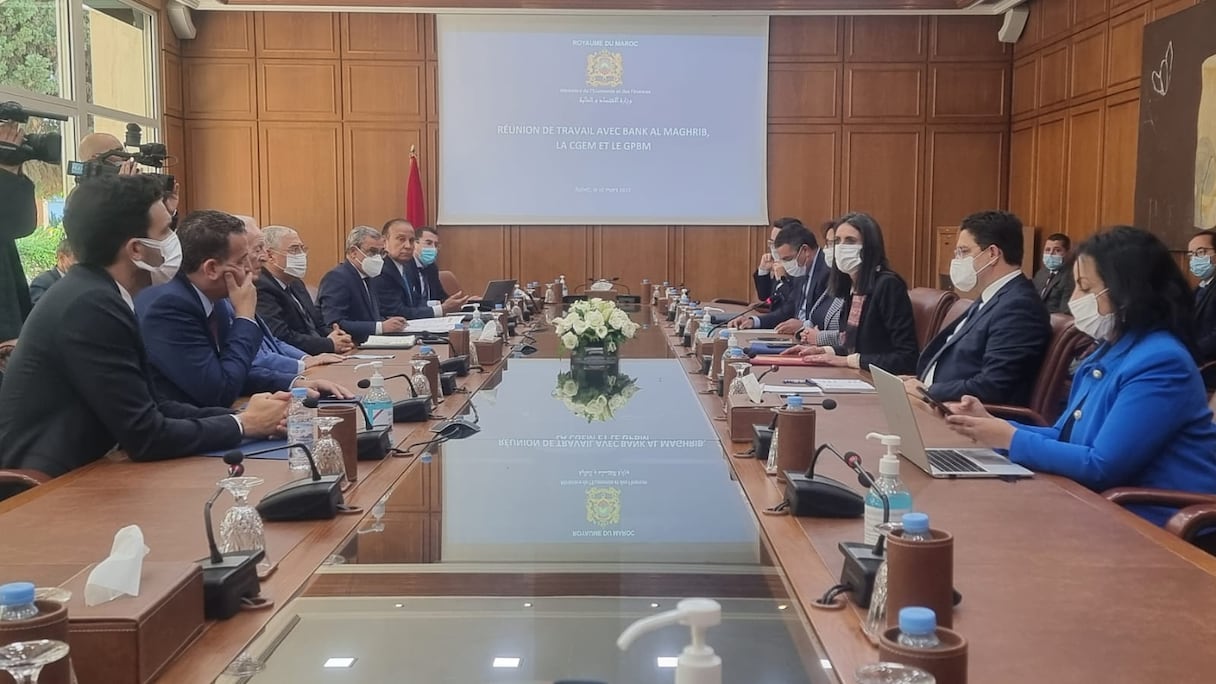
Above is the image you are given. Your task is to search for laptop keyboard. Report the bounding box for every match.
[927,449,985,473]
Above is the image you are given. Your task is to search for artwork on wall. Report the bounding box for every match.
[1135,0,1216,247]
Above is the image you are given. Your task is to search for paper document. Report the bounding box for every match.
[762,384,824,395]
[811,378,876,393]
[361,335,417,349]
[405,315,465,333]
[347,354,396,360]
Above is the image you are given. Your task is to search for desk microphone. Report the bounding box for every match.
[356,375,431,422]
[223,450,245,477]
[818,443,887,608]
[755,365,780,383]
[303,396,392,459]
[200,466,263,619]
[703,298,772,337]
[252,441,346,521]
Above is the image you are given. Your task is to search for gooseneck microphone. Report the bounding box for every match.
[702,298,772,338]
[223,450,245,477]
[358,373,418,397]
[251,441,347,522]
[355,374,431,422]
[200,451,263,618]
[755,365,780,383]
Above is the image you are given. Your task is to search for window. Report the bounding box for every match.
[0,0,159,280]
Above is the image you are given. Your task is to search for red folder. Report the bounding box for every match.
[749,354,830,367]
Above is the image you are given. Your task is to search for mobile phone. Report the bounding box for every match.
[917,387,954,417]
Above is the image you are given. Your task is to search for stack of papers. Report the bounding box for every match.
[810,378,876,393]
[361,335,417,349]
[405,315,466,333]
[762,384,824,395]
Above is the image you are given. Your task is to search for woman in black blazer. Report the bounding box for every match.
[781,212,918,374]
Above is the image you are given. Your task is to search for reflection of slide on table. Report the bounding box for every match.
[442,448,759,564]
[1197,55,1216,228]
[437,15,769,225]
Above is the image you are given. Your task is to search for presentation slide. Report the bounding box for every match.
[437,15,770,226]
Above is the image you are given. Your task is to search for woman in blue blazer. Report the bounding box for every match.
[946,226,1216,528]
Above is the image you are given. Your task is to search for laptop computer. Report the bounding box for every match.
[475,279,518,310]
[870,365,1033,479]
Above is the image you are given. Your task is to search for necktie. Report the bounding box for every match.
[1041,271,1056,299]
[400,264,414,306]
[207,309,221,345]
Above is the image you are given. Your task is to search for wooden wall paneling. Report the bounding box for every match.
[342,122,422,231]
[841,127,924,282]
[1038,0,1076,44]
[843,64,926,123]
[437,227,509,295]
[767,126,842,228]
[343,62,425,122]
[1012,56,1039,119]
[426,62,439,122]
[427,123,439,226]
[184,120,260,217]
[1037,43,1071,111]
[928,16,1009,61]
[259,122,344,279]
[164,115,187,212]
[255,12,339,59]
[768,16,842,62]
[845,16,926,62]
[518,227,591,288]
[595,226,670,292]
[182,12,255,58]
[1064,103,1105,239]
[928,63,1010,122]
[1149,0,1197,20]
[768,64,842,123]
[1100,90,1140,226]
[182,59,257,119]
[424,14,438,61]
[679,227,753,302]
[162,51,183,118]
[1016,0,1045,54]
[1106,4,1147,93]
[1110,0,1150,14]
[1073,0,1112,29]
[1032,112,1069,237]
[341,13,425,61]
[257,60,341,121]
[925,126,1008,256]
[1067,23,1108,102]
[1009,120,1038,225]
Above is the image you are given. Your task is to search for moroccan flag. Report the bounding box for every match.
[405,148,426,226]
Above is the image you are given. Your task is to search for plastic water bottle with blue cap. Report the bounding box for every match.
[901,512,933,542]
[286,386,314,474]
[896,607,941,649]
[0,582,39,621]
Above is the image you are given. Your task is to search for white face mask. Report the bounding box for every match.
[780,248,808,278]
[359,251,384,278]
[835,244,863,273]
[284,252,308,279]
[1069,288,1114,341]
[949,254,994,293]
[132,231,181,285]
[823,245,835,269]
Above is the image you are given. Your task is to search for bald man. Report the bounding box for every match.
[78,132,137,175]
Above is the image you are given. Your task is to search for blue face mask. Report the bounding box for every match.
[418,246,438,266]
[1042,253,1063,271]
[1191,255,1214,280]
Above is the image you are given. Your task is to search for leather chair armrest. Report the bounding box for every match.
[984,404,1048,427]
[1166,503,1216,542]
[0,469,49,488]
[1103,487,1216,509]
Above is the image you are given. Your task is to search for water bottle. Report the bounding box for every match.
[544,282,556,304]
[359,362,394,429]
[765,395,802,474]
[864,433,913,545]
[0,582,40,621]
[896,607,941,649]
[286,387,315,473]
[469,310,485,338]
[721,340,744,377]
[901,512,932,542]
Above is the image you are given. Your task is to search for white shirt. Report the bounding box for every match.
[115,281,135,312]
[923,270,1022,386]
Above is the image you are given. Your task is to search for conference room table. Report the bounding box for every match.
[4,302,1216,682]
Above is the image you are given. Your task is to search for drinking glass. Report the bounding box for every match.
[855,663,936,683]
[0,639,70,684]
[727,362,752,398]
[312,416,346,479]
[222,652,266,677]
[863,521,902,642]
[218,476,271,576]
[410,360,431,399]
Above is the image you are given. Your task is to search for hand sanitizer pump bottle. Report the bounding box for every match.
[617,598,722,684]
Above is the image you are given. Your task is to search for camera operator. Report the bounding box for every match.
[78,130,180,226]
[0,120,37,340]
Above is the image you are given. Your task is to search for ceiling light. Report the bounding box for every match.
[657,657,679,668]
[394,603,404,608]
[777,604,788,610]
[650,602,660,608]
[820,659,833,670]
[323,657,356,668]
[493,657,521,668]
[523,602,533,608]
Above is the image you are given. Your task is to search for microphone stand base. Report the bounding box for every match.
[200,549,263,620]
[256,475,344,522]
[838,541,884,608]
[357,428,391,460]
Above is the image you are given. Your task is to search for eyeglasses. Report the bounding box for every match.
[273,246,309,256]
[359,247,384,258]
[1188,248,1214,258]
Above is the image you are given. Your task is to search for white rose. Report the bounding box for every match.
[594,326,609,339]
[608,394,626,412]
[573,320,589,335]
[561,332,579,350]
[609,310,628,330]
[561,379,578,397]
[585,311,605,328]
[606,340,617,353]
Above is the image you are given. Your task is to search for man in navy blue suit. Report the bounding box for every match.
[137,211,347,408]
[906,210,1051,406]
[373,219,469,320]
[317,226,407,344]
[729,221,829,333]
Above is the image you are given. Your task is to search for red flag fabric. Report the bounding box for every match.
[405,151,426,226]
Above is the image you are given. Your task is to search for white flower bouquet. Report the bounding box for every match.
[551,298,641,354]
[552,369,640,423]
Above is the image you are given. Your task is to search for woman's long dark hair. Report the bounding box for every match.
[829,211,890,297]
[1075,226,1196,354]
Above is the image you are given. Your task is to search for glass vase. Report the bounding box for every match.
[312,416,346,479]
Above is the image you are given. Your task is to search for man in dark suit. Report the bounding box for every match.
[137,211,347,408]
[318,226,407,344]
[730,221,829,333]
[0,175,286,478]
[28,239,75,305]
[374,219,469,319]
[258,224,354,355]
[753,217,798,302]
[1188,230,1216,387]
[1031,232,1074,314]
[907,210,1051,406]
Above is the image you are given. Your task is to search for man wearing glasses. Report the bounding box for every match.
[317,226,407,345]
[1188,230,1216,388]
[257,224,354,355]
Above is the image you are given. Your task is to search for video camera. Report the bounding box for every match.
[67,123,176,193]
[0,101,66,166]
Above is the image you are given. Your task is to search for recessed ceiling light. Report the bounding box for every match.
[493,657,521,668]
[394,603,404,608]
[820,659,833,670]
[523,602,533,608]
[650,602,660,608]
[657,657,679,668]
[324,657,356,669]
[777,604,788,610]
